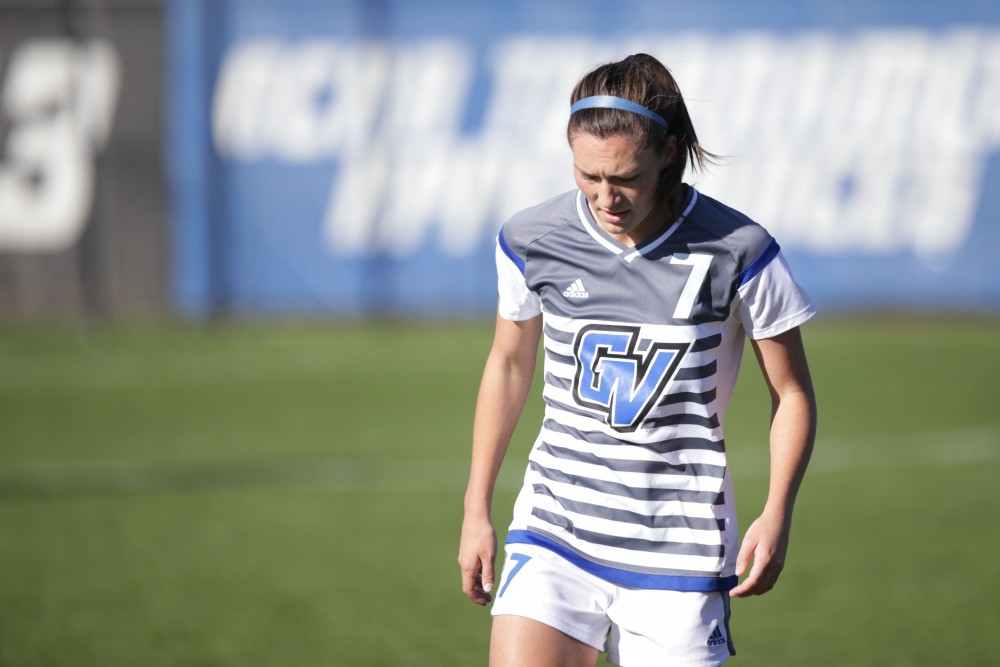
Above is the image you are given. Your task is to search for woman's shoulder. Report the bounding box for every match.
[686,189,775,260]
[500,190,580,253]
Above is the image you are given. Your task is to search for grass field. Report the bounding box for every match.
[0,314,998,666]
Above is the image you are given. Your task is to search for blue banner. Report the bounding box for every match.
[168,0,1000,317]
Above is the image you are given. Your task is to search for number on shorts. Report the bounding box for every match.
[498,553,532,597]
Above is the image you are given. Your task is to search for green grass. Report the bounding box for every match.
[0,315,997,666]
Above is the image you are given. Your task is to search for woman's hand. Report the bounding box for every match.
[458,513,498,606]
[730,510,789,597]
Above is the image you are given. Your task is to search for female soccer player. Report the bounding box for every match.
[459,53,817,666]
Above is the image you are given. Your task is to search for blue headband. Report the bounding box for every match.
[570,95,670,130]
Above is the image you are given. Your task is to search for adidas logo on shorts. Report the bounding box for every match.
[707,626,727,647]
[563,279,589,299]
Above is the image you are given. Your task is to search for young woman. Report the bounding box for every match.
[459,53,817,666]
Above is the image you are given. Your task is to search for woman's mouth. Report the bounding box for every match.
[603,211,630,226]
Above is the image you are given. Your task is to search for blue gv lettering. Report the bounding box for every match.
[572,325,688,432]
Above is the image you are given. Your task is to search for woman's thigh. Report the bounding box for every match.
[491,614,600,667]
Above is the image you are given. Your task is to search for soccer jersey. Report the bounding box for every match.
[496,185,816,592]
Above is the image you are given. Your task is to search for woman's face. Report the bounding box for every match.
[570,132,675,247]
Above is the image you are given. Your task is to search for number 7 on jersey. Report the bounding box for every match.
[670,253,712,320]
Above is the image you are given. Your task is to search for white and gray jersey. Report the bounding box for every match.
[496,186,816,592]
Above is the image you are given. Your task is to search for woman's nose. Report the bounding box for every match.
[595,182,619,208]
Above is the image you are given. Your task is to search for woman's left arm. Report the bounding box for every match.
[730,326,817,598]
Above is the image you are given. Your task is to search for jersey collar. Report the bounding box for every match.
[576,187,699,263]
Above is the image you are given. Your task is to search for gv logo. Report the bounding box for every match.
[572,325,688,432]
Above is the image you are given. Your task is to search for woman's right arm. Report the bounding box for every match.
[458,311,542,606]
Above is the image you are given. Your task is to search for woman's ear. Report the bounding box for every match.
[663,135,679,165]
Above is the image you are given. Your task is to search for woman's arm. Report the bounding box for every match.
[459,311,542,606]
[730,326,817,598]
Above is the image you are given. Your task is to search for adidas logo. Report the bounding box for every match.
[706,626,727,647]
[563,279,589,299]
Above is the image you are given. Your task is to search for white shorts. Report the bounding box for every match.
[491,544,734,667]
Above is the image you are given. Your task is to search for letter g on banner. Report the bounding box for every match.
[0,39,120,252]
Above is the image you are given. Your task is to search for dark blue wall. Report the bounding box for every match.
[168,0,1000,317]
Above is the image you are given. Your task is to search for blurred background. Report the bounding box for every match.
[0,0,998,665]
[2,0,999,320]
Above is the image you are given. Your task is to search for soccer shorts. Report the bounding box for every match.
[490,543,735,666]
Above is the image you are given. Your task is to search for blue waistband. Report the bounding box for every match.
[506,529,738,592]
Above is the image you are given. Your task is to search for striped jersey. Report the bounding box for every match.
[495,185,816,592]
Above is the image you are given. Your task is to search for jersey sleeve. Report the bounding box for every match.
[733,248,817,340]
[496,233,541,321]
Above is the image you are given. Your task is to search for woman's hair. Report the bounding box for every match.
[568,53,715,201]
